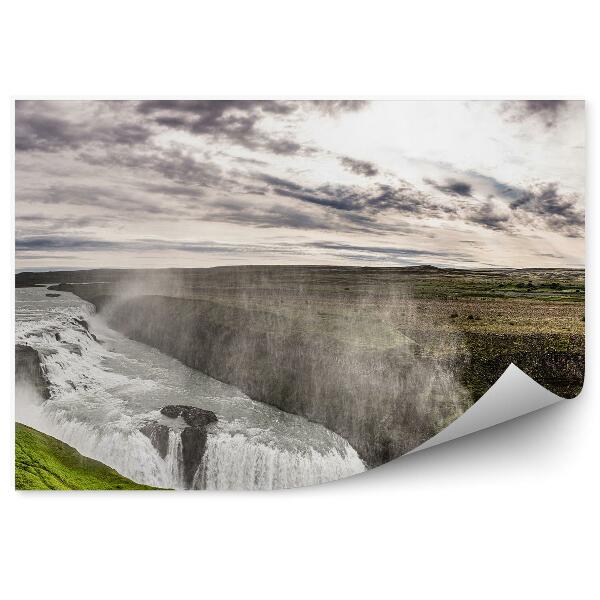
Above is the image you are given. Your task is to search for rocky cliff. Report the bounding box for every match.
[49,283,464,467]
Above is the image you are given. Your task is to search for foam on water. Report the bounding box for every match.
[15,286,366,489]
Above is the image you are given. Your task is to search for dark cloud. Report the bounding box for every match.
[144,149,223,187]
[194,184,423,235]
[510,182,584,237]
[136,101,293,153]
[274,186,357,211]
[16,103,152,153]
[136,100,366,155]
[15,113,79,152]
[462,170,584,236]
[307,100,369,115]
[409,158,522,201]
[137,100,298,117]
[256,171,583,237]
[263,138,310,156]
[339,156,379,177]
[138,99,368,118]
[257,173,454,219]
[17,99,356,157]
[500,100,570,128]
[424,177,473,197]
[463,170,524,200]
[256,174,304,191]
[468,199,512,231]
[80,146,224,189]
[427,166,584,237]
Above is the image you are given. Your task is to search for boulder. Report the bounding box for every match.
[158,405,218,487]
[160,405,217,428]
[180,427,209,487]
[73,318,90,331]
[139,423,170,458]
[15,344,50,400]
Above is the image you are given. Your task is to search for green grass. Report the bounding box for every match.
[15,423,163,490]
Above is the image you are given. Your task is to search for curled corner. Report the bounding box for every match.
[408,363,564,455]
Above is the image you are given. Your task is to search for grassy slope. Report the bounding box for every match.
[15,423,161,490]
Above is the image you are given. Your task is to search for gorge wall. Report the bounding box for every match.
[50,283,466,467]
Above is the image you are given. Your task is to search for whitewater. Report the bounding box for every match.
[15,286,366,489]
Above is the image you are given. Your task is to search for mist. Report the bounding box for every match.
[67,266,470,466]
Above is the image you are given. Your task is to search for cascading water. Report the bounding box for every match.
[15,286,365,489]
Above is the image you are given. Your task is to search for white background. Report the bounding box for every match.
[1,1,598,598]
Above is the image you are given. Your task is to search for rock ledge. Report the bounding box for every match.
[140,405,218,488]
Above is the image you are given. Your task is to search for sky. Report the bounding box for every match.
[15,100,585,271]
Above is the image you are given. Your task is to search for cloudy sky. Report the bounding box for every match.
[15,100,585,270]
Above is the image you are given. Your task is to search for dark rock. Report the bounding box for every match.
[180,426,209,487]
[15,344,50,400]
[160,405,182,419]
[71,317,98,342]
[160,405,217,428]
[73,318,90,331]
[55,332,61,341]
[158,405,217,487]
[46,293,61,298]
[140,423,170,459]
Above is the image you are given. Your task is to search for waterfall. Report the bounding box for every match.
[15,286,366,490]
[16,386,179,488]
[195,430,365,490]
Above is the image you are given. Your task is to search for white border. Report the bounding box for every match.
[2,2,597,599]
